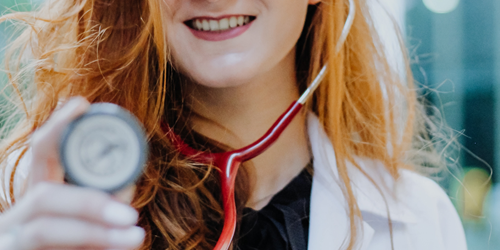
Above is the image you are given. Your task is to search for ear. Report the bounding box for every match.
[308,0,321,4]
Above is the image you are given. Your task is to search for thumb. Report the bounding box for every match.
[113,185,136,205]
[28,97,90,187]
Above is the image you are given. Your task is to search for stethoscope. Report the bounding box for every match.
[60,1,355,249]
[161,66,326,250]
[162,1,356,249]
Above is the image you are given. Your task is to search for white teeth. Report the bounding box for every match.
[202,20,210,31]
[209,20,219,31]
[191,16,252,31]
[195,19,203,30]
[229,16,237,28]
[219,18,229,30]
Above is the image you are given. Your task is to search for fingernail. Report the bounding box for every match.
[102,202,138,226]
[109,226,145,246]
[64,96,89,113]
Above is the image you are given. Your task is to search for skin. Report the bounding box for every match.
[0,0,320,248]
[162,0,320,209]
[0,97,144,250]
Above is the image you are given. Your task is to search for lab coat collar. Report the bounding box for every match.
[307,113,418,250]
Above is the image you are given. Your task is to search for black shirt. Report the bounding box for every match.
[237,168,313,250]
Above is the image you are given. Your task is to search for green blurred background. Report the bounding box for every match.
[406,0,500,248]
[0,0,35,54]
[0,0,37,128]
[1,0,499,249]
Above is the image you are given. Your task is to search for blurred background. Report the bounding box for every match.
[403,0,500,248]
[0,0,499,248]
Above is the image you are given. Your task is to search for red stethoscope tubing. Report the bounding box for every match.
[160,63,330,250]
[161,101,304,250]
[159,1,356,247]
[160,64,328,250]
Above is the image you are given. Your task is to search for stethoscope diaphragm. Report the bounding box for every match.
[60,103,148,193]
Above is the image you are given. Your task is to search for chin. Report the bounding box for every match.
[189,71,251,88]
[184,61,261,89]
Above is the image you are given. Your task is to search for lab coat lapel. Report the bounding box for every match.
[307,114,375,250]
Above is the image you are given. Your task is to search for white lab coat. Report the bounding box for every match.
[306,113,467,250]
[2,114,468,250]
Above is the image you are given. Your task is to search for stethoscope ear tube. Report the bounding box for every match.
[163,101,304,250]
[162,68,333,249]
[163,0,356,248]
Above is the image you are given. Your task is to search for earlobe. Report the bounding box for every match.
[308,0,321,4]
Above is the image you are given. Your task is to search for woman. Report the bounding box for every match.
[0,0,467,249]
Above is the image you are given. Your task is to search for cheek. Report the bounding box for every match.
[163,0,310,88]
[262,1,309,58]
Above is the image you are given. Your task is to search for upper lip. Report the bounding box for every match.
[185,14,255,22]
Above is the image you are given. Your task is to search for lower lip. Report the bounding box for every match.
[188,22,253,42]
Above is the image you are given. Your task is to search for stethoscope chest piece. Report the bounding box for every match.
[60,103,148,193]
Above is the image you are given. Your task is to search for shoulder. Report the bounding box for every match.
[400,169,467,249]
[352,157,457,213]
[353,158,467,250]
[397,168,454,210]
[396,168,460,225]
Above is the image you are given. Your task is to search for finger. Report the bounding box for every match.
[29,97,90,186]
[31,96,90,160]
[17,217,144,250]
[0,231,16,250]
[113,185,136,204]
[41,247,127,250]
[0,183,138,234]
[44,248,128,250]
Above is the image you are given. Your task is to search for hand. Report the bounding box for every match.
[0,97,145,250]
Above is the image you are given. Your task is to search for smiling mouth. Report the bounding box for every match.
[185,15,256,32]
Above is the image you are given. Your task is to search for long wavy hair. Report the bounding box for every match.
[0,0,439,249]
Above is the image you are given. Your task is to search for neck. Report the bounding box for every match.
[187,50,310,210]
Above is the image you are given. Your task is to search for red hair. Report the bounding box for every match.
[0,0,437,249]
